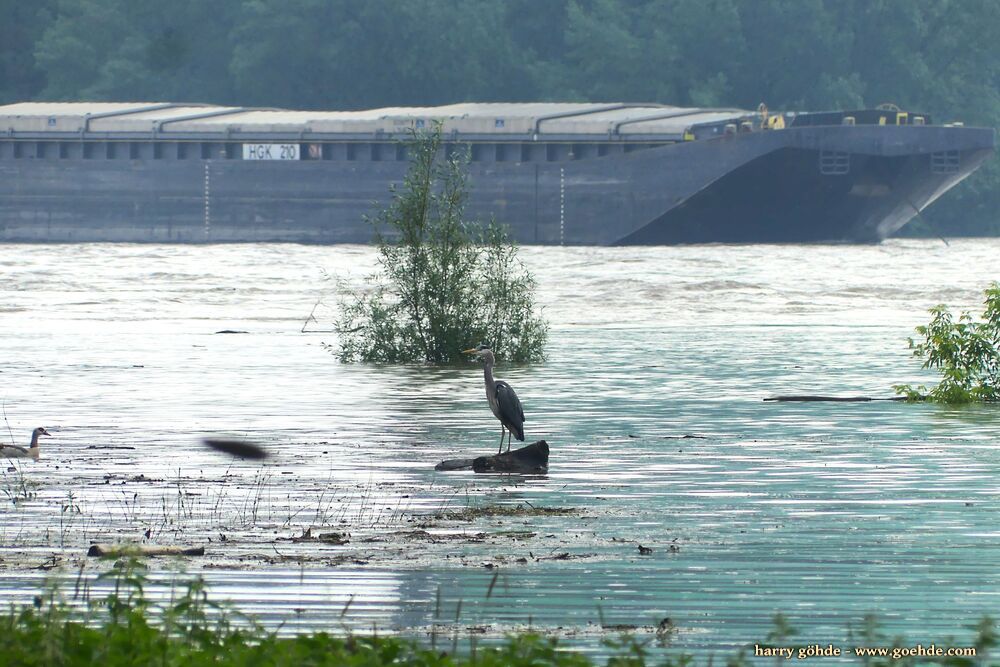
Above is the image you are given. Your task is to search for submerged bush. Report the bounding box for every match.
[335,125,547,364]
[894,282,1000,403]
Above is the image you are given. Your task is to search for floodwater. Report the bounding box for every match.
[1,239,998,659]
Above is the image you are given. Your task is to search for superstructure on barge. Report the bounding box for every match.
[0,101,993,244]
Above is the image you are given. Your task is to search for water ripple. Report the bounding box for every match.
[0,239,997,657]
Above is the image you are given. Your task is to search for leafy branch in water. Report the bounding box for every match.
[335,123,547,364]
[894,282,1000,403]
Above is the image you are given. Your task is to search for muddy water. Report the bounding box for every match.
[1,240,998,657]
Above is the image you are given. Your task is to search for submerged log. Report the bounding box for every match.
[474,440,549,474]
[435,457,475,471]
[764,395,908,402]
[87,544,206,558]
[435,440,549,474]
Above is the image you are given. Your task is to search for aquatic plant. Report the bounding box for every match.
[895,282,1000,403]
[1,464,37,507]
[335,124,547,363]
[1,563,996,667]
[0,561,595,667]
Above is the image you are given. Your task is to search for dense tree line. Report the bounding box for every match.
[1,0,997,235]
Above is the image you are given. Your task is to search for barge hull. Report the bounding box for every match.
[0,102,993,245]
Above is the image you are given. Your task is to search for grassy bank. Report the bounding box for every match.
[1,562,996,666]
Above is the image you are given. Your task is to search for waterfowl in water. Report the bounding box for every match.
[1,427,50,460]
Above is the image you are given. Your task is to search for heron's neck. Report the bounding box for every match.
[30,432,42,448]
[483,360,495,388]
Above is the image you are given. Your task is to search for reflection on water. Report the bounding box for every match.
[0,239,998,656]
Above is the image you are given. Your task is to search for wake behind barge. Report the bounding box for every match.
[0,101,993,244]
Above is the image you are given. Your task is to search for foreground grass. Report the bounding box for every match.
[2,614,589,667]
[0,562,996,667]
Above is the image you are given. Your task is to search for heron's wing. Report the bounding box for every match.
[494,381,525,426]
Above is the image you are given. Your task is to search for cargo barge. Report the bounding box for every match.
[0,101,993,244]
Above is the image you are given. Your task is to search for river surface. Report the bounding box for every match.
[0,240,998,659]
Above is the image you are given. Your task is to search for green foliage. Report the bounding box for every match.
[33,0,238,102]
[765,612,797,644]
[335,125,547,364]
[230,0,529,109]
[0,560,600,667]
[0,0,54,104]
[2,565,998,667]
[974,616,998,666]
[895,282,1000,403]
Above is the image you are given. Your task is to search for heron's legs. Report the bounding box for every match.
[498,425,505,454]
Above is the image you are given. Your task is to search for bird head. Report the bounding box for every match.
[34,427,51,438]
[462,343,494,363]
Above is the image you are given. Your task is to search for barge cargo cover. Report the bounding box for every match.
[0,101,993,244]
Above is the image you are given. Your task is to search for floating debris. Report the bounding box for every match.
[88,544,206,557]
[764,395,907,402]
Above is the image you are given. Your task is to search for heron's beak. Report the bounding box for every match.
[461,348,478,354]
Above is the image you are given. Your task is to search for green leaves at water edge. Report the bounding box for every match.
[895,282,1000,403]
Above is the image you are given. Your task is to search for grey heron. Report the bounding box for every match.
[463,344,525,453]
[1,427,50,460]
